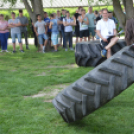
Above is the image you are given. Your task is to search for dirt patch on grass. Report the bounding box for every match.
[44,100,52,103]
[24,83,69,99]
[32,89,60,98]
[36,72,46,76]
[46,64,78,69]
[11,70,17,72]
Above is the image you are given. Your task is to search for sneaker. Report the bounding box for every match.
[65,48,68,51]
[26,46,30,50]
[42,50,45,53]
[5,50,9,52]
[20,50,24,53]
[12,50,17,53]
[70,47,74,51]
[0,50,4,52]
[52,50,58,52]
[101,49,107,57]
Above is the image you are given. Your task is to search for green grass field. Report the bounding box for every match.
[0,45,134,134]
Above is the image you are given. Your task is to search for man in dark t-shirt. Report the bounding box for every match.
[60,9,66,48]
[17,9,29,50]
[74,9,81,44]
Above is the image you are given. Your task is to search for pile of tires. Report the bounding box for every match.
[53,45,134,123]
[75,39,126,67]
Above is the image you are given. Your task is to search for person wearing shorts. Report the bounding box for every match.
[86,6,96,41]
[74,10,81,44]
[96,8,119,59]
[8,12,24,53]
[34,14,48,53]
[78,9,89,42]
[49,14,62,52]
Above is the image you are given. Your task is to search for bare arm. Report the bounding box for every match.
[8,24,16,28]
[21,23,28,27]
[96,30,108,42]
[49,21,53,29]
[57,20,63,25]
[45,25,48,34]
[34,27,38,36]
[15,22,22,27]
[83,17,89,25]
[114,29,117,35]
[78,16,83,23]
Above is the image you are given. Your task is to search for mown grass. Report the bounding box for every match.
[0,45,134,134]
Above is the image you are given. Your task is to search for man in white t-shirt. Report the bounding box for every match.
[96,8,119,58]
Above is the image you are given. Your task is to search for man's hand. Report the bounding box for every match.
[36,32,38,36]
[102,38,108,42]
[21,24,26,27]
[45,32,47,35]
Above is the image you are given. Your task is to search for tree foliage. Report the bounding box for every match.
[1,0,134,29]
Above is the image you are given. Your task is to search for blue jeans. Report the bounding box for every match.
[0,32,9,50]
[65,32,73,48]
[61,30,65,47]
[38,33,48,45]
[11,33,22,43]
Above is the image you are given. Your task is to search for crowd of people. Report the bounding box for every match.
[0,6,122,58]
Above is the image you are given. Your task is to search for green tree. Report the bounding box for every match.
[2,0,134,29]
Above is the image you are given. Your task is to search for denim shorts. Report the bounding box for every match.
[11,33,22,43]
[51,33,58,45]
[38,33,48,45]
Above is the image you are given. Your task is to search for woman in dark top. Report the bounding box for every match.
[74,10,81,44]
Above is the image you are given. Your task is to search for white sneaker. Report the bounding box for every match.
[65,48,68,51]
[5,50,9,52]
[0,50,4,52]
[70,47,74,51]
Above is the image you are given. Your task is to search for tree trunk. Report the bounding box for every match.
[124,0,134,20]
[113,0,126,30]
[113,0,134,31]
[22,0,52,51]
[23,0,44,23]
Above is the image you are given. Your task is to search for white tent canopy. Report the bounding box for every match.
[0,0,112,9]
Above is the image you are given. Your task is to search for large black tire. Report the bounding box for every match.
[75,39,126,67]
[53,45,134,123]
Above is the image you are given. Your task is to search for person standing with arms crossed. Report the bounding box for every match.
[78,9,89,42]
[17,9,30,50]
[34,14,48,53]
[49,14,63,52]
[63,11,76,51]
[96,8,119,58]
[8,12,24,53]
